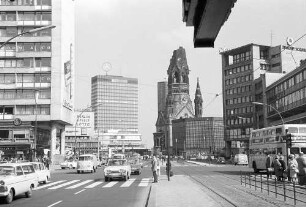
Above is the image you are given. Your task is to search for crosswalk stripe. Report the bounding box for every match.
[65,180,93,189]
[139,178,150,187]
[49,180,80,190]
[120,178,136,187]
[35,180,66,190]
[102,181,118,188]
[85,181,103,188]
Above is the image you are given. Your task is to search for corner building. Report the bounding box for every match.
[0,0,75,160]
[221,43,306,157]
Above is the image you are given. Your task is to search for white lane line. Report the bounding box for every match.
[102,181,118,188]
[35,180,66,190]
[48,180,80,190]
[74,189,86,195]
[138,178,150,187]
[47,200,62,207]
[65,180,93,189]
[85,181,103,188]
[120,178,136,187]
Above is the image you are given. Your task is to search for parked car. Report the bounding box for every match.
[60,159,77,169]
[104,159,131,181]
[77,154,98,173]
[234,154,248,166]
[0,162,38,204]
[217,157,226,164]
[31,162,50,184]
[128,158,143,175]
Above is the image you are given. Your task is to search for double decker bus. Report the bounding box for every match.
[249,124,306,173]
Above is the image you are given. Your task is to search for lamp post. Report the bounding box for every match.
[175,139,177,156]
[0,25,56,50]
[33,90,39,162]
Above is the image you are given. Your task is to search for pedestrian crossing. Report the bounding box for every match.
[34,178,153,191]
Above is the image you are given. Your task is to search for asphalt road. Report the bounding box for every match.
[0,162,152,207]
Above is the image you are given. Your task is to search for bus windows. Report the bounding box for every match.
[288,127,298,133]
[276,127,282,134]
[290,147,299,155]
[301,148,306,154]
[299,127,306,133]
[277,148,282,155]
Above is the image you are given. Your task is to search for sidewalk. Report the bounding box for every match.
[147,175,222,207]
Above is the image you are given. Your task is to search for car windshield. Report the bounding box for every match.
[0,166,15,175]
[129,159,139,165]
[108,160,126,166]
[79,156,93,161]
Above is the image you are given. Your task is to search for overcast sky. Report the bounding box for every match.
[74,0,306,148]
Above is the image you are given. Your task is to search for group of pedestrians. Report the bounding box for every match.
[266,152,306,184]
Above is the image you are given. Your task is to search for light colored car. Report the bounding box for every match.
[128,158,142,175]
[77,154,98,173]
[0,163,38,204]
[104,159,131,181]
[234,154,248,166]
[60,159,77,169]
[31,162,50,184]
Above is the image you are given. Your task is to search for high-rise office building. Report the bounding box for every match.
[220,43,306,156]
[0,0,75,160]
[91,75,138,134]
[157,81,168,114]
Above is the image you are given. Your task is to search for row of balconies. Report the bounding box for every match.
[0,114,51,121]
[0,36,51,43]
[0,20,51,27]
[0,137,34,143]
[0,66,51,73]
[0,51,51,58]
[0,82,51,89]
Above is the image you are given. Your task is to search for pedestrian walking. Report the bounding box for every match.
[151,155,158,183]
[265,154,273,179]
[288,154,299,184]
[279,156,287,181]
[296,152,306,185]
[156,156,161,180]
[272,156,282,181]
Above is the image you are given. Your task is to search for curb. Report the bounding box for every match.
[146,183,156,207]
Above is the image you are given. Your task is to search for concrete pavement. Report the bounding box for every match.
[147,174,222,207]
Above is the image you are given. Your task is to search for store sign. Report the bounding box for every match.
[282,45,306,52]
[13,118,22,126]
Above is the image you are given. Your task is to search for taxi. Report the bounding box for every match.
[31,162,50,184]
[104,159,131,181]
[0,162,38,204]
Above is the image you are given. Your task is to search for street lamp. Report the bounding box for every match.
[33,90,39,161]
[0,25,56,50]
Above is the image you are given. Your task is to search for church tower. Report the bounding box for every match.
[165,47,194,151]
[194,77,203,118]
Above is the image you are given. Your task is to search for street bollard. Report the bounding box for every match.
[260,174,263,193]
[275,178,277,198]
[293,182,296,205]
[267,174,269,195]
[283,180,286,201]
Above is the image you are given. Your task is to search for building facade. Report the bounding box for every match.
[91,75,138,134]
[172,117,225,157]
[221,43,306,156]
[0,0,75,160]
[254,59,306,127]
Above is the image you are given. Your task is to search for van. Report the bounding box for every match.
[234,154,248,165]
[77,154,98,173]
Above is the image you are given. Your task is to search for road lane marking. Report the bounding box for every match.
[139,178,150,187]
[47,200,62,207]
[120,178,136,187]
[85,181,103,188]
[65,180,93,189]
[49,180,80,190]
[35,180,66,190]
[74,189,86,194]
[102,181,118,188]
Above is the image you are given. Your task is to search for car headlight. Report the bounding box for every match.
[0,180,5,185]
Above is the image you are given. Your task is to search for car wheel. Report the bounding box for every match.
[105,177,108,182]
[25,186,32,198]
[5,189,13,204]
[77,170,80,174]
[61,167,65,169]
[43,177,47,184]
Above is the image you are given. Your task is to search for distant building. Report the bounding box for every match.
[91,75,139,134]
[221,43,306,156]
[172,117,225,157]
[0,0,75,160]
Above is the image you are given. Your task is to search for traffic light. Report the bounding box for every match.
[286,133,292,148]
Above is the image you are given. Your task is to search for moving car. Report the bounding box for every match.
[234,154,248,166]
[60,159,77,169]
[129,158,142,175]
[0,163,38,204]
[217,157,226,164]
[104,159,131,181]
[31,162,50,184]
[77,154,98,173]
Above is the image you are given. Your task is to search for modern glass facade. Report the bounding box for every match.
[91,75,138,133]
[172,117,225,156]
